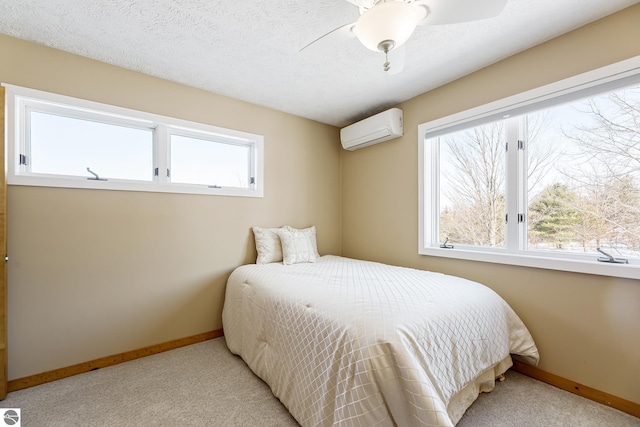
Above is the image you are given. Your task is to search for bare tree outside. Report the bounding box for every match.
[439,122,506,247]
[559,86,640,256]
[438,84,639,258]
[439,114,556,248]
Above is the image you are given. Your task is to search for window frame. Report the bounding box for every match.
[4,84,264,198]
[166,127,255,189]
[418,55,640,280]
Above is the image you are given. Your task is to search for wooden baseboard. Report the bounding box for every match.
[512,360,640,419]
[8,333,638,420]
[7,329,223,393]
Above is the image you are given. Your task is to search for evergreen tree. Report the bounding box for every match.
[529,183,582,249]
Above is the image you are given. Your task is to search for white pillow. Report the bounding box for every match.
[278,226,320,265]
[253,226,286,264]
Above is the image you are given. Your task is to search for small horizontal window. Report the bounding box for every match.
[4,84,264,197]
[28,109,154,182]
[169,133,252,188]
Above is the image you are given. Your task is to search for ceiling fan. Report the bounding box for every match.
[301,0,509,74]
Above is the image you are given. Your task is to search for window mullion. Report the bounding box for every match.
[156,125,168,185]
[518,116,528,252]
[505,117,521,252]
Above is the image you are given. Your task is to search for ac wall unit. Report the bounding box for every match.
[340,108,403,150]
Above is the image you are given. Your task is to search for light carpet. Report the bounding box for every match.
[1,338,637,426]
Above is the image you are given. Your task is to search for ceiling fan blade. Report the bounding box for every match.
[417,0,508,26]
[299,22,356,52]
[386,45,406,75]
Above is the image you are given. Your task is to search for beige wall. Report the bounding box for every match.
[342,5,640,404]
[2,3,639,406]
[0,35,342,380]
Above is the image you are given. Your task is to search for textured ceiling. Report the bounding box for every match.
[0,0,638,127]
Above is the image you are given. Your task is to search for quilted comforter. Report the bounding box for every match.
[222,256,539,426]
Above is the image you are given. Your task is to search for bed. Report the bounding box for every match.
[222,255,539,426]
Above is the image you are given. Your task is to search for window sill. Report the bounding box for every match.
[419,246,639,280]
[8,176,263,198]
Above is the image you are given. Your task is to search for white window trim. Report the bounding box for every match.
[3,84,264,198]
[418,55,640,280]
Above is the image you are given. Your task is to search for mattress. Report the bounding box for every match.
[222,255,539,426]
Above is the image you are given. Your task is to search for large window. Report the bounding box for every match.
[4,84,264,197]
[419,56,640,279]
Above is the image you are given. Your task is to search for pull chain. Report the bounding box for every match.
[377,39,395,72]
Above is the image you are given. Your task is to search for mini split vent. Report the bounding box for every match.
[340,108,403,150]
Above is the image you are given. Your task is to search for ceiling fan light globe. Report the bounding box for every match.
[353,1,419,52]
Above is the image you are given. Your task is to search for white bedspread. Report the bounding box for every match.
[222,256,539,426]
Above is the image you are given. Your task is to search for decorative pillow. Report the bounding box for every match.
[253,226,286,264]
[278,226,320,265]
